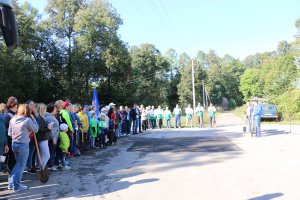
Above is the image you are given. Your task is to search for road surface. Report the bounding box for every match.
[0,112,299,200]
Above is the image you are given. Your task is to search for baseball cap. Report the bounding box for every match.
[60,123,68,131]
[109,102,116,107]
[101,107,107,112]
[105,106,110,111]
[62,102,70,108]
[84,105,89,108]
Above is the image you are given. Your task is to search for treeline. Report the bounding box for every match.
[0,0,299,119]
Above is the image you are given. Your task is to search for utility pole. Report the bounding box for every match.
[192,59,196,112]
[202,80,205,108]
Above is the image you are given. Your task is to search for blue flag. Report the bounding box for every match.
[92,88,100,118]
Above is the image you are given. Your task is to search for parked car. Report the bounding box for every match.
[260,103,278,121]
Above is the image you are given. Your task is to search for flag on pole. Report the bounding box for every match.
[92,88,99,118]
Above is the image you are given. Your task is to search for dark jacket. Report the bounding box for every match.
[130,108,137,120]
[36,115,51,142]
[0,113,7,145]
[3,110,15,135]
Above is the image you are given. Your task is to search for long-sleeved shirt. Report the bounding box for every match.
[45,112,59,142]
[8,117,39,143]
[173,108,182,115]
[0,113,7,145]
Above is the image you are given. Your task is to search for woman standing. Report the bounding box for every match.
[3,97,18,176]
[26,100,37,173]
[36,103,51,171]
[45,103,59,171]
[8,104,39,192]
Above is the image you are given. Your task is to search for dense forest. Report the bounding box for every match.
[0,0,299,119]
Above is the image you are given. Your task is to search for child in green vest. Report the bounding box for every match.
[89,113,98,148]
[164,107,172,128]
[59,123,71,170]
[98,108,108,149]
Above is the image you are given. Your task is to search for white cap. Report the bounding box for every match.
[109,102,116,107]
[101,107,107,112]
[60,123,68,131]
[105,106,110,110]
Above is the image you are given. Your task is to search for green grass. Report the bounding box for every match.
[232,105,300,125]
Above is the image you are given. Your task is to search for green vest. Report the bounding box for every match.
[89,118,98,137]
[157,114,163,120]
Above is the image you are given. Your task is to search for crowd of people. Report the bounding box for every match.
[244,100,263,137]
[0,96,217,192]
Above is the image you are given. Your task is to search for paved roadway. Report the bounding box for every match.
[0,112,300,200]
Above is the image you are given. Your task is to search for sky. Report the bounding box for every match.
[19,0,300,59]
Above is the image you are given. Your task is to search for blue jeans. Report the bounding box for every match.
[9,143,29,190]
[254,118,261,137]
[116,123,122,137]
[166,119,171,128]
[26,140,35,169]
[174,114,181,128]
[132,119,138,134]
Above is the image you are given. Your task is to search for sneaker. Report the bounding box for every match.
[14,185,28,192]
[62,166,71,171]
[7,185,13,190]
[29,168,37,174]
[50,166,58,171]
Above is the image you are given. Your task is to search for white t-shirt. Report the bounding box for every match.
[185,107,193,115]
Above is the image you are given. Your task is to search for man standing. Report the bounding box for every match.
[173,104,182,128]
[195,103,204,128]
[130,104,138,134]
[156,106,164,129]
[164,107,172,128]
[246,102,253,132]
[252,101,263,137]
[185,104,193,128]
[208,103,216,128]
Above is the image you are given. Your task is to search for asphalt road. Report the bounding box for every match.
[0,113,299,200]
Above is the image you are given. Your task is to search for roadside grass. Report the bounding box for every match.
[231,105,300,125]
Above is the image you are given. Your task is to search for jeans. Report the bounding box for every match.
[116,123,122,137]
[138,118,142,132]
[247,115,252,132]
[26,140,35,169]
[174,114,181,128]
[254,118,261,137]
[61,152,67,167]
[166,119,171,128]
[158,119,162,129]
[132,119,138,134]
[48,139,57,168]
[197,114,203,127]
[126,120,130,134]
[209,116,215,128]
[9,143,29,190]
[90,137,95,147]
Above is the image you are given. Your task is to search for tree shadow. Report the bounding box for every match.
[248,192,284,200]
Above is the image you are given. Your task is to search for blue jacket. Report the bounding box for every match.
[0,113,7,145]
[253,104,262,120]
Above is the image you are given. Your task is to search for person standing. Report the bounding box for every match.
[130,104,138,134]
[0,104,9,171]
[141,106,148,131]
[173,104,182,128]
[45,103,60,171]
[246,102,253,132]
[208,103,216,128]
[8,104,39,192]
[164,107,172,128]
[4,97,18,176]
[185,104,194,128]
[252,101,263,137]
[36,103,51,171]
[195,103,204,128]
[156,106,164,129]
[125,106,131,135]
[77,105,89,146]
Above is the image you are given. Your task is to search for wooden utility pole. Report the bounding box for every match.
[192,59,196,112]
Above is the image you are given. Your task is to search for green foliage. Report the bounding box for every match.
[228,99,237,109]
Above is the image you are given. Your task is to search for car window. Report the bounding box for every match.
[262,105,274,110]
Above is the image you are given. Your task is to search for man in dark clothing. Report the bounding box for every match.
[130,104,138,134]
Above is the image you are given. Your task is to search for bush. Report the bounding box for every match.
[228,99,237,109]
